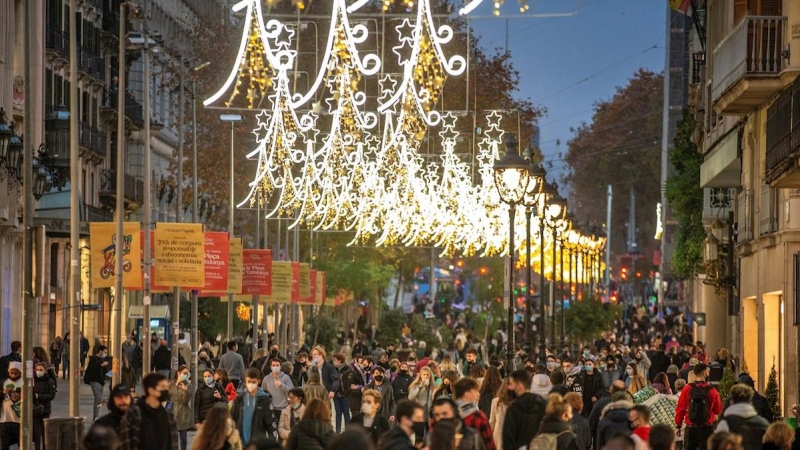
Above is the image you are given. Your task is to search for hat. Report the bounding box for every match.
[8,362,21,371]
[689,358,699,367]
[110,384,131,397]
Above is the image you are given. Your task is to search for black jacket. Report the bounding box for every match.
[578,372,606,417]
[0,352,20,381]
[349,413,391,446]
[33,375,56,417]
[502,392,547,450]
[230,391,274,443]
[285,419,334,450]
[378,426,415,450]
[319,362,341,394]
[596,400,633,449]
[84,355,107,385]
[718,404,770,450]
[537,417,579,450]
[588,397,612,450]
[152,347,171,371]
[392,373,413,402]
[193,383,228,424]
[337,364,357,398]
[570,414,591,450]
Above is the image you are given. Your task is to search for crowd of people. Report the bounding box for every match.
[0,304,798,450]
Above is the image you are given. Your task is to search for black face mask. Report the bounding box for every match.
[374,375,384,382]
[507,389,517,399]
[412,421,427,437]
[158,389,170,403]
[270,350,279,356]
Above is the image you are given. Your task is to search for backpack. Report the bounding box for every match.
[528,430,571,450]
[688,383,713,424]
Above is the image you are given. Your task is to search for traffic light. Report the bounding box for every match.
[620,267,628,280]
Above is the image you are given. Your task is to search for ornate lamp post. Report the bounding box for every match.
[521,142,544,356]
[493,133,531,372]
[544,190,566,352]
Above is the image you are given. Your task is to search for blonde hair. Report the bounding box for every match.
[708,432,743,450]
[763,423,794,450]
[312,345,327,361]
[410,366,434,390]
[563,392,584,413]
[628,375,647,395]
[675,379,687,392]
[545,393,571,419]
[362,388,382,406]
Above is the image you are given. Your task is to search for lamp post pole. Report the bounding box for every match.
[67,0,81,417]
[117,1,129,381]
[559,235,565,347]
[524,206,532,355]
[538,203,546,362]
[219,114,242,342]
[550,228,557,350]
[172,62,185,375]
[506,205,516,372]
[190,77,199,387]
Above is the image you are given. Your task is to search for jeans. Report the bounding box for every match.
[179,430,187,450]
[332,396,350,433]
[61,355,69,379]
[686,426,714,450]
[33,415,47,450]
[90,382,103,420]
[0,422,20,450]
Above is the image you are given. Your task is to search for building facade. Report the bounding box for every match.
[698,0,800,416]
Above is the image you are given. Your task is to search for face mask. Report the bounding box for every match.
[180,374,189,382]
[204,377,214,386]
[399,369,408,374]
[361,403,374,415]
[626,368,633,376]
[583,351,591,357]
[291,402,301,410]
[312,356,322,365]
[35,371,45,378]
[584,365,593,373]
[546,362,556,370]
[271,366,281,374]
[158,389,170,403]
[507,389,517,399]
[270,350,278,356]
[100,353,107,359]
[374,375,384,382]
[412,421,427,437]
[246,382,259,392]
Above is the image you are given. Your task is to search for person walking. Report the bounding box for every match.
[119,372,179,450]
[278,389,306,441]
[191,405,242,450]
[152,340,172,378]
[0,362,22,450]
[169,366,194,450]
[49,337,62,377]
[310,346,340,401]
[0,341,21,382]
[407,367,435,421]
[596,391,633,449]
[378,400,425,450]
[332,353,353,433]
[194,369,228,428]
[216,369,238,403]
[564,392,590,450]
[675,364,722,450]
[85,346,110,421]
[392,361,413,403]
[502,369,547,450]
[92,384,133,434]
[365,367,396,421]
[32,361,56,450]
[232,368,273,445]
[489,383,513,450]
[302,367,329,405]
[219,341,247,390]
[528,393,578,450]
[285,398,335,450]
[62,334,71,380]
[261,359,293,436]
[453,377,496,450]
[348,388,391,446]
[715,384,769,450]
[629,405,652,450]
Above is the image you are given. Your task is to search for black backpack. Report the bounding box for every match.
[688,383,713,424]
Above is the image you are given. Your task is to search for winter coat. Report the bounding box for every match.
[379,426,415,450]
[570,413,591,450]
[152,347,171,371]
[336,364,357,398]
[231,389,273,443]
[278,404,306,441]
[392,372,413,402]
[408,383,434,419]
[531,374,553,398]
[119,398,180,450]
[349,413,391,446]
[121,365,136,392]
[319,361,341,394]
[716,403,770,450]
[597,400,633,449]
[601,366,622,390]
[285,419,334,450]
[366,381,396,420]
[579,372,606,417]
[168,381,194,431]
[84,355,107,385]
[537,417,579,450]
[502,392,547,450]
[489,398,508,450]
[33,375,56,417]
[194,382,228,424]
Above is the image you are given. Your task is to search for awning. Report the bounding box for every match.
[701,129,740,188]
[128,305,170,319]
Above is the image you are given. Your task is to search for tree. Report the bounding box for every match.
[765,361,781,420]
[305,306,340,350]
[717,365,736,400]
[563,70,663,259]
[563,299,622,345]
[665,109,705,279]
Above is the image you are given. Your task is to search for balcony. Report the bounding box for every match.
[78,46,105,82]
[79,122,107,161]
[99,170,145,212]
[765,80,800,187]
[711,16,786,115]
[45,28,69,60]
[101,88,144,127]
[83,205,113,223]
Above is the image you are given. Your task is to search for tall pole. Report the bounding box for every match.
[114,1,127,384]
[524,208,532,353]
[190,79,199,386]
[228,122,235,342]
[21,1,36,446]
[68,0,81,416]
[559,238,565,347]
[658,3,671,310]
[605,185,612,301]
[505,205,516,372]
[172,64,185,374]
[550,230,556,349]
[538,204,546,362]
[140,0,152,376]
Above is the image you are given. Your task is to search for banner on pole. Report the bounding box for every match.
[241,249,272,296]
[297,263,313,304]
[219,294,252,303]
[201,232,230,292]
[265,261,292,304]
[154,223,205,288]
[315,271,326,305]
[291,262,300,303]
[89,222,142,289]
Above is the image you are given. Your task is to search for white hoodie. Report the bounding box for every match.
[531,373,553,397]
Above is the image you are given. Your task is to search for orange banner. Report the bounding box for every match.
[154,223,205,288]
[265,261,292,304]
[291,262,300,303]
[202,232,230,292]
[89,222,142,289]
[241,249,272,296]
[130,231,169,293]
[297,263,314,304]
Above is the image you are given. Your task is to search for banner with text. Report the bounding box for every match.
[266,261,292,304]
[297,263,313,304]
[154,223,205,288]
[291,262,300,303]
[202,232,230,292]
[89,222,142,289]
[315,271,326,305]
[241,249,272,296]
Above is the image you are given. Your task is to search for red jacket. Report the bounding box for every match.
[632,426,650,442]
[675,381,722,427]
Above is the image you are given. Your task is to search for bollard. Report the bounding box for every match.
[44,417,85,450]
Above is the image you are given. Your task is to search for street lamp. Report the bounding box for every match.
[492,133,530,373]
[521,142,544,355]
[536,177,553,362]
[545,189,567,351]
[220,113,243,343]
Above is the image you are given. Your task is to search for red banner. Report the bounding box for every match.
[202,232,230,292]
[291,262,300,303]
[241,249,272,296]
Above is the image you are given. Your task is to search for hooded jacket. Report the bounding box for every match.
[531,374,553,398]
[193,382,228,424]
[502,392,546,450]
[596,400,633,449]
[92,385,131,433]
[285,419,334,450]
[33,373,56,417]
[379,425,415,450]
[735,374,774,422]
[231,388,273,444]
[715,403,770,450]
[537,417,579,450]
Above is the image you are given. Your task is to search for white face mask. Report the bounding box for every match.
[271,366,281,373]
[35,371,45,378]
[361,403,374,415]
[246,382,259,393]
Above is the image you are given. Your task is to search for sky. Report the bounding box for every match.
[468,0,668,185]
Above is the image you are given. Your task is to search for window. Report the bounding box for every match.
[49,243,58,287]
[45,69,53,113]
[54,73,63,106]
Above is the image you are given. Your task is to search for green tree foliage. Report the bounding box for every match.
[463,257,506,342]
[765,362,781,420]
[563,299,622,344]
[376,305,453,348]
[717,365,736,400]
[305,306,340,350]
[665,109,705,279]
[179,296,250,342]
[563,70,663,259]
